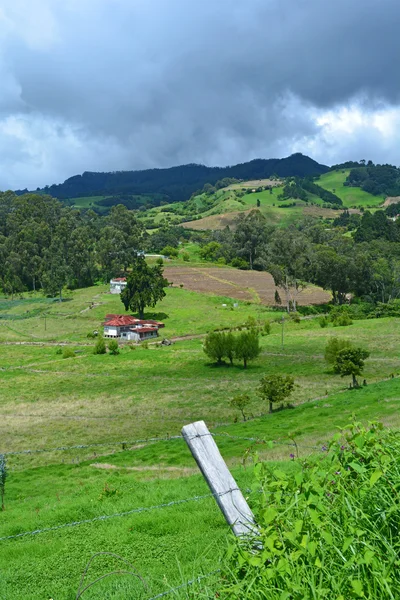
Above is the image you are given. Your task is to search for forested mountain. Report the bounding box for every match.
[20,153,329,202]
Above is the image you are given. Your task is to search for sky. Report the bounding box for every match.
[1,0,400,190]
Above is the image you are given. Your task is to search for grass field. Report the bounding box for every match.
[317,170,385,208]
[1,281,400,599]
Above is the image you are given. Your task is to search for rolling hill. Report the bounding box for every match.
[19,153,329,204]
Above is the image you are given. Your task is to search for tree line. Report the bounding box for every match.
[16,153,328,203]
[0,192,148,299]
[197,208,400,309]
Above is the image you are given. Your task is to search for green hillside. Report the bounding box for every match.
[317,169,385,208]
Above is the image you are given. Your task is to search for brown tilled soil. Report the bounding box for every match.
[225,179,282,190]
[383,196,400,207]
[163,266,330,306]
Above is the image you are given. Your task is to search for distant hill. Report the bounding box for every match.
[23,153,329,204]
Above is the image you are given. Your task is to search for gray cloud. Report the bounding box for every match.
[1,0,400,190]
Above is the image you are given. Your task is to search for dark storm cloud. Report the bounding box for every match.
[1,0,400,189]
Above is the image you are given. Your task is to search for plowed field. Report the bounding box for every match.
[163,266,330,305]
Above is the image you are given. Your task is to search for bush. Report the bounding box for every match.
[263,320,271,335]
[55,347,62,355]
[289,312,301,323]
[108,340,119,355]
[161,246,179,258]
[319,315,329,328]
[222,422,400,599]
[333,312,353,327]
[141,341,149,349]
[93,338,107,355]
[62,348,75,359]
[181,252,190,262]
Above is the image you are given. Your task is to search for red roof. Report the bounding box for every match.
[103,314,164,328]
[111,277,127,282]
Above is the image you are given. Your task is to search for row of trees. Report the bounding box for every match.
[203,330,261,368]
[198,209,400,309]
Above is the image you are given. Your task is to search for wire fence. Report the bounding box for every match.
[2,431,322,458]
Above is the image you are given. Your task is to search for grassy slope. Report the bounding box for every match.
[2,284,400,598]
[317,170,385,208]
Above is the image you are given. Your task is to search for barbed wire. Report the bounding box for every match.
[147,570,220,599]
[0,487,249,543]
[3,431,322,458]
[2,435,182,456]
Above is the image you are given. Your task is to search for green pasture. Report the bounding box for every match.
[1,282,400,598]
[318,170,384,208]
[70,196,108,208]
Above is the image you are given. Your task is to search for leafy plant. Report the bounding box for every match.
[319,315,329,328]
[221,422,400,599]
[235,330,261,369]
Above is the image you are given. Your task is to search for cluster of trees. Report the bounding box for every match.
[279,178,342,206]
[198,209,400,309]
[0,192,148,299]
[345,163,400,196]
[203,329,261,368]
[25,153,328,203]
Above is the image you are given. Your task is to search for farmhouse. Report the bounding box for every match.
[110,277,127,294]
[103,314,165,342]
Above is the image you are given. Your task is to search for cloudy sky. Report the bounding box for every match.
[1,0,400,190]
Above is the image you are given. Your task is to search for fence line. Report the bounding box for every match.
[3,432,322,458]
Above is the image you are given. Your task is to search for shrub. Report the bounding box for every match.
[181,252,190,262]
[263,320,271,335]
[324,337,352,365]
[333,313,353,327]
[93,338,107,355]
[161,246,179,258]
[289,312,301,323]
[319,315,329,328]
[108,340,119,355]
[203,331,227,364]
[141,341,149,349]
[62,347,75,359]
[222,422,400,599]
[0,454,7,511]
[235,330,260,369]
[55,347,62,355]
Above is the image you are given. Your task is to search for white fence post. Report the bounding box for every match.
[181,420,258,537]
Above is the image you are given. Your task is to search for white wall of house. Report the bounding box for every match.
[110,280,127,294]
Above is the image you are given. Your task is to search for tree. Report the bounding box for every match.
[229,394,251,421]
[235,330,260,368]
[257,374,295,413]
[121,255,169,319]
[324,337,352,365]
[224,332,236,365]
[203,331,227,364]
[161,245,178,258]
[333,347,370,388]
[233,210,272,270]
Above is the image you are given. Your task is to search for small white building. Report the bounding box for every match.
[110,278,127,294]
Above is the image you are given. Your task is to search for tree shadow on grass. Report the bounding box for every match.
[138,311,170,321]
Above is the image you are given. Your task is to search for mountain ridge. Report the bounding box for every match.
[18,153,329,203]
